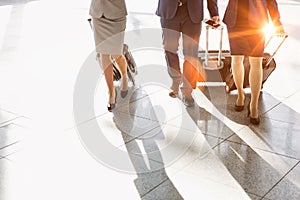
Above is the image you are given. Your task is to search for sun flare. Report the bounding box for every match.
[264,23,275,38]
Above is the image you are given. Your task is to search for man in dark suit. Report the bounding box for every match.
[156,0,220,106]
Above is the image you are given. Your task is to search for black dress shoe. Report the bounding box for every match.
[247,103,260,125]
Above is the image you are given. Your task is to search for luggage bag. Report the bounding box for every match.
[198,25,231,83]
[199,24,288,93]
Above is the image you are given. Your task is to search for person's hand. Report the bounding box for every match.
[275,25,285,34]
[211,16,220,24]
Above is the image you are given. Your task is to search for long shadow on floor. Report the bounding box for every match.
[187,86,300,199]
[112,88,183,200]
[202,86,300,155]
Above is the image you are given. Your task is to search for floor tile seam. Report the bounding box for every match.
[116,95,149,108]
[261,101,282,116]
[0,107,26,117]
[116,108,184,126]
[0,141,20,151]
[223,136,300,161]
[68,103,196,132]
[11,122,34,130]
[0,150,20,161]
[202,132,234,142]
[116,134,203,172]
[118,109,157,121]
[263,115,300,126]
[120,152,190,174]
[115,87,162,108]
[117,124,162,146]
[245,191,265,200]
[252,147,300,161]
[85,93,205,129]
[262,88,300,117]
[0,116,22,127]
[65,112,109,131]
[140,176,172,198]
[115,89,190,122]
[213,133,236,148]
[1,156,11,162]
[66,92,155,130]
[118,129,240,169]
[0,121,13,129]
[260,160,300,199]
[282,87,300,100]
[205,123,246,142]
[115,142,199,176]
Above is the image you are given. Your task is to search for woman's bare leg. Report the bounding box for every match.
[232,55,245,106]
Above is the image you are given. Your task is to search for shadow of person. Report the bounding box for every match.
[112,88,183,200]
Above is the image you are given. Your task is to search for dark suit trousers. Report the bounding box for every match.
[160,4,201,96]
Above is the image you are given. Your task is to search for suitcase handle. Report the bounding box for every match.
[264,33,288,66]
[204,25,224,69]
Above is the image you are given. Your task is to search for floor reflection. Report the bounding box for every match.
[188,86,300,198]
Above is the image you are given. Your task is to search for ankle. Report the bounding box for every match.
[249,104,258,118]
[109,91,116,103]
[236,94,245,106]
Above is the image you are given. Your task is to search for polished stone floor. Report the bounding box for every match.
[0,0,300,199]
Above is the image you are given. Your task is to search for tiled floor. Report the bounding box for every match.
[0,0,300,199]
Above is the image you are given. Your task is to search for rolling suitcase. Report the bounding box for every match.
[198,25,231,83]
[87,18,137,84]
[199,24,288,92]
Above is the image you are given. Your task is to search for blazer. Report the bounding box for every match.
[223,0,282,28]
[156,0,219,24]
[89,0,127,19]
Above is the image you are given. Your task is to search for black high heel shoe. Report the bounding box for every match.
[234,94,245,112]
[247,103,260,125]
[107,91,117,112]
[234,104,244,112]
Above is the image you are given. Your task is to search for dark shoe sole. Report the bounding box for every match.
[250,117,260,125]
[247,103,260,125]
[234,104,244,112]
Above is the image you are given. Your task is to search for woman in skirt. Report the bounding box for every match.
[223,0,285,124]
[90,0,128,112]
